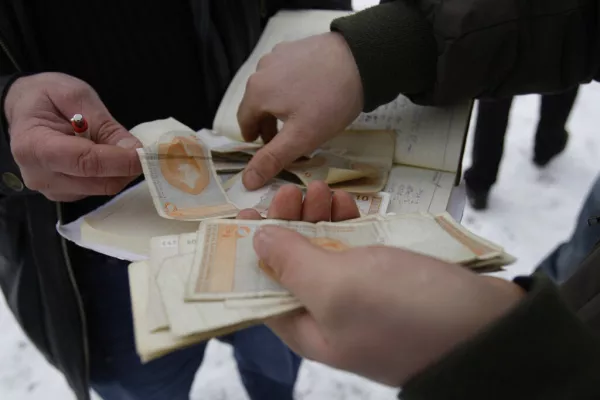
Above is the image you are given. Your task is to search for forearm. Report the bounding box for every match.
[400,272,600,400]
[332,0,600,109]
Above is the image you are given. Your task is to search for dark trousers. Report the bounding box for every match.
[464,87,579,193]
[73,251,301,400]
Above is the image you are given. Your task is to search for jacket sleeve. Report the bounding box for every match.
[0,73,35,197]
[399,272,600,400]
[331,0,600,110]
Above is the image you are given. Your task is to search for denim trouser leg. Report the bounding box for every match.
[74,252,300,400]
[537,174,600,283]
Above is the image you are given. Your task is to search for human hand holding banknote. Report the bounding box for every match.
[246,186,526,388]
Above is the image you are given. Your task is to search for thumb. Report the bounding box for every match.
[242,122,317,190]
[92,117,143,150]
[253,225,335,305]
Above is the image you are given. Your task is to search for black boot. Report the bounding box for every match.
[465,184,489,210]
[533,129,568,167]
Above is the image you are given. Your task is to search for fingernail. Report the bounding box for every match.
[117,137,142,149]
[254,226,276,258]
[243,168,265,189]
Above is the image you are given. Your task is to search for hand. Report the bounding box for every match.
[236,180,360,222]
[249,208,525,386]
[237,32,364,190]
[4,72,143,201]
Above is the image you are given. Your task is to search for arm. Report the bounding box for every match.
[331,0,600,110]
[401,272,600,400]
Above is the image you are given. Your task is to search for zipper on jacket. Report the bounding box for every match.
[0,35,90,398]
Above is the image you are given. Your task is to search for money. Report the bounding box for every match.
[354,192,391,217]
[156,253,299,337]
[129,260,297,362]
[138,130,239,221]
[185,212,513,301]
[127,211,515,360]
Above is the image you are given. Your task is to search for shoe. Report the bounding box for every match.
[466,185,489,210]
[533,129,569,167]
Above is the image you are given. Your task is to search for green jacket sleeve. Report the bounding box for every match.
[331,0,600,110]
[399,272,600,400]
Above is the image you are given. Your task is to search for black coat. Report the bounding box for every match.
[0,1,351,399]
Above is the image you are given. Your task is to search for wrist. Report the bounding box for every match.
[398,274,526,386]
[325,31,364,115]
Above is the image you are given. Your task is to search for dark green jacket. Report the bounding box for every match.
[332,1,600,399]
[333,0,600,110]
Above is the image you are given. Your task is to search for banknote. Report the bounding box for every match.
[128,260,299,362]
[225,173,391,217]
[354,192,391,216]
[156,252,299,337]
[212,158,247,173]
[185,213,512,301]
[130,117,194,148]
[284,151,378,187]
[138,130,239,221]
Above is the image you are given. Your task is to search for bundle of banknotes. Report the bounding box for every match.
[129,212,515,362]
[133,118,395,221]
[58,117,516,362]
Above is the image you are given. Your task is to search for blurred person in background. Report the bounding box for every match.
[464,87,580,210]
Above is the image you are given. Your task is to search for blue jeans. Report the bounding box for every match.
[73,252,301,400]
[537,174,600,283]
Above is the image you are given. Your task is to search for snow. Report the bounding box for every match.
[2,1,600,398]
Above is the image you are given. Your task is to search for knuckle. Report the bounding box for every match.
[256,53,274,71]
[76,147,101,177]
[245,73,261,92]
[63,85,93,106]
[257,146,285,173]
[95,118,122,141]
[10,138,33,167]
[22,176,43,191]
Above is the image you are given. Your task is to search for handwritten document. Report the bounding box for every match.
[384,166,456,215]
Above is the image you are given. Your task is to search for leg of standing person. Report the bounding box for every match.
[537,174,600,283]
[73,251,208,400]
[533,86,579,166]
[464,97,514,210]
[219,326,302,400]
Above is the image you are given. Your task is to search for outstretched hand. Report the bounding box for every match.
[237,182,525,387]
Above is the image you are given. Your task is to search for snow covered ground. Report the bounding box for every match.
[2,1,600,399]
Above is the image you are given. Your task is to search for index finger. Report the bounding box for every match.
[39,133,142,177]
